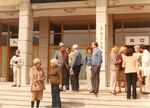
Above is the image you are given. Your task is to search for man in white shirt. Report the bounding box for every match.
[10,49,23,87]
[139,44,150,93]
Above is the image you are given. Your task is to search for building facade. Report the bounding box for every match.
[0,0,150,87]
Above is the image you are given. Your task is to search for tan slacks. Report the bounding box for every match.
[110,70,118,92]
[13,66,21,86]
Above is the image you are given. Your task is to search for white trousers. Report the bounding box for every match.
[86,66,92,90]
[110,70,118,92]
[145,76,150,93]
[13,66,21,86]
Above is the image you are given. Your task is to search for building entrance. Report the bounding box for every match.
[49,16,96,79]
[0,22,18,81]
[114,17,150,50]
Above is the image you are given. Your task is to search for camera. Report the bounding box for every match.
[14,61,18,64]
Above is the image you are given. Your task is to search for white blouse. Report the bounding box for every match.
[122,56,137,74]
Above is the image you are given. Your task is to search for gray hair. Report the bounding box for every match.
[72,44,79,50]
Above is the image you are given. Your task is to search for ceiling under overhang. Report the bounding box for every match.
[31,0,85,3]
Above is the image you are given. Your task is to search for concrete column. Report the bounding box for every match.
[96,0,108,87]
[39,17,49,82]
[107,14,114,86]
[18,0,33,85]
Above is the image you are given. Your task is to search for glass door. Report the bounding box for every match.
[0,22,19,81]
[49,19,96,79]
[0,24,9,81]
[0,47,8,81]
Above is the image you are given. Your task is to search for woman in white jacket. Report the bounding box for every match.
[139,45,150,93]
[122,48,141,99]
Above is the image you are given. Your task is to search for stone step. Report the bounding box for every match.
[1,87,150,101]
[0,91,150,106]
[1,82,150,108]
[1,96,150,108]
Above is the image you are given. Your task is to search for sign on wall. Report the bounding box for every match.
[125,36,149,45]
[96,23,105,70]
[10,38,18,46]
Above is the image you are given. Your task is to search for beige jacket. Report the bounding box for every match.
[110,55,120,71]
[49,66,63,85]
[30,66,45,91]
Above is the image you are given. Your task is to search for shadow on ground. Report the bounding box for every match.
[45,101,85,108]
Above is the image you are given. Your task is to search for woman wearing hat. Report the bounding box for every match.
[49,59,63,108]
[30,58,45,108]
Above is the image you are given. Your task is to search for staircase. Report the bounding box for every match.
[0,82,150,108]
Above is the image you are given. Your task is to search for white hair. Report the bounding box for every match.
[50,59,58,65]
[134,45,139,49]
[33,58,41,65]
[72,44,79,50]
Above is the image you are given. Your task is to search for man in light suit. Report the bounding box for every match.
[54,42,69,90]
[139,44,150,93]
[10,49,23,87]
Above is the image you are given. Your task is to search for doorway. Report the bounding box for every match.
[8,47,18,81]
[49,16,96,79]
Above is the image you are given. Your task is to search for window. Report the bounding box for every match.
[0,24,9,46]
[0,36,8,46]
[50,23,62,45]
[33,24,39,45]
[33,31,39,45]
[49,20,96,46]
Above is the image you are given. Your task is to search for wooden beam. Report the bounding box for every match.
[32,1,95,10]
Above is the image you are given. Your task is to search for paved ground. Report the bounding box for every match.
[0,81,150,108]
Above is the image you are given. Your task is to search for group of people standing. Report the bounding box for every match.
[53,42,103,93]
[12,42,150,107]
[29,41,102,108]
[109,44,150,99]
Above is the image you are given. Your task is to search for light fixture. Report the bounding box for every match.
[130,5,144,10]
[64,8,76,13]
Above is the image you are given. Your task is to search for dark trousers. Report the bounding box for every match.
[64,69,70,89]
[91,65,100,92]
[125,73,137,99]
[70,65,81,90]
[51,84,61,108]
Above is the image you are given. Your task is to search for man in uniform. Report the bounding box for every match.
[10,49,23,87]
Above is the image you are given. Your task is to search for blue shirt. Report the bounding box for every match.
[91,48,102,66]
[85,55,92,66]
[71,50,82,67]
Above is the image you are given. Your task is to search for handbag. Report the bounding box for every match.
[70,68,74,75]
[31,82,41,91]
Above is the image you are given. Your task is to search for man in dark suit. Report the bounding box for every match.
[54,42,69,90]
